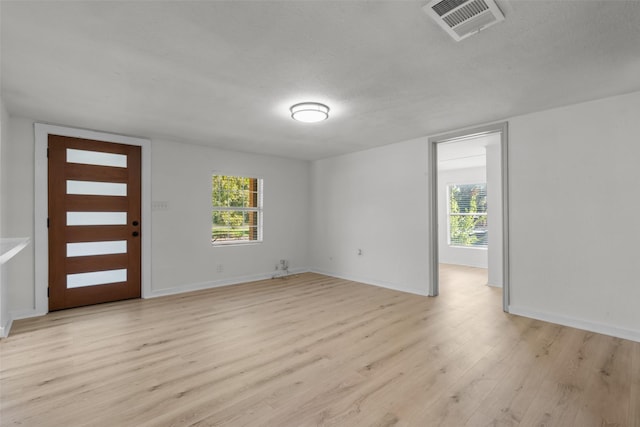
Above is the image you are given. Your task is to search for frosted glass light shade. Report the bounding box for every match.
[290,102,329,123]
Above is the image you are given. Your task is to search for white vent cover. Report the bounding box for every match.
[423,0,505,41]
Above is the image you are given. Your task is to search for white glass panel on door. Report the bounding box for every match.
[66,180,127,196]
[66,149,127,168]
[67,269,128,288]
[67,240,127,257]
[67,212,127,226]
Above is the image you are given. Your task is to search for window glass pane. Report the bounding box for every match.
[212,176,260,209]
[449,184,487,213]
[66,149,127,168]
[212,175,263,244]
[448,183,488,247]
[67,212,127,226]
[212,210,260,243]
[67,241,127,257]
[67,269,127,288]
[67,180,127,196]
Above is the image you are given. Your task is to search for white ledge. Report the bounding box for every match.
[0,238,30,265]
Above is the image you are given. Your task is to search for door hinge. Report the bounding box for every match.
[47,217,50,228]
[47,287,50,297]
[47,147,49,158]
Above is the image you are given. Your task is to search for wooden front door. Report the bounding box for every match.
[48,135,141,311]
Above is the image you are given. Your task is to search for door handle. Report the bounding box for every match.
[132,221,139,226]
[132,231,139,237]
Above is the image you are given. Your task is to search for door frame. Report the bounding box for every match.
[34,123,152,316]
[428,122,510,312]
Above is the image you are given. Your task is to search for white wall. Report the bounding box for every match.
[310,90,640,341]
[2,116,310,314]
[310,138,430,295]
[437,166,488,268]
[508,90,640,341]
[3,117,34,316]
[0,97,8,335]
[150,138,310,295]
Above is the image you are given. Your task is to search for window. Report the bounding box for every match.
[448,183,487,248]
[212,175,263,245]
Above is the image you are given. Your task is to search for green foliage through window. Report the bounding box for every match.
[212,175,262,244]
[448,183,487,247]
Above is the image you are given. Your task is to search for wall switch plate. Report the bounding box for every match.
[152,201,169,211]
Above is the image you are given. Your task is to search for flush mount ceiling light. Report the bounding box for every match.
[290,102,330,123]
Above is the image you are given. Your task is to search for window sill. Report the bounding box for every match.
[211,241,263,247]
[448,245,488,250]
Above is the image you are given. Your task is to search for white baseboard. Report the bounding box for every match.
[309,269,429,297]
[10,308,47,321]
[1,269,312,328]
[509,305,640,343]
[147,267,310,298]
[0,317,13,338]
[3,268,429,331]
[2,308,48,336]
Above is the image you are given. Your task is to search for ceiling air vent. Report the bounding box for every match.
[423,0,505,41]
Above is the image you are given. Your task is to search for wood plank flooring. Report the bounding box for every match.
[1,266,638,426]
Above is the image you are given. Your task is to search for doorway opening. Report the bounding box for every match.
[428,123,509,312]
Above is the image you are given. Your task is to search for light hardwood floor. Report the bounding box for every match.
[1,267,639,426]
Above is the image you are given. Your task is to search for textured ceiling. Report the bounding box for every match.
[2,1,640,160]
